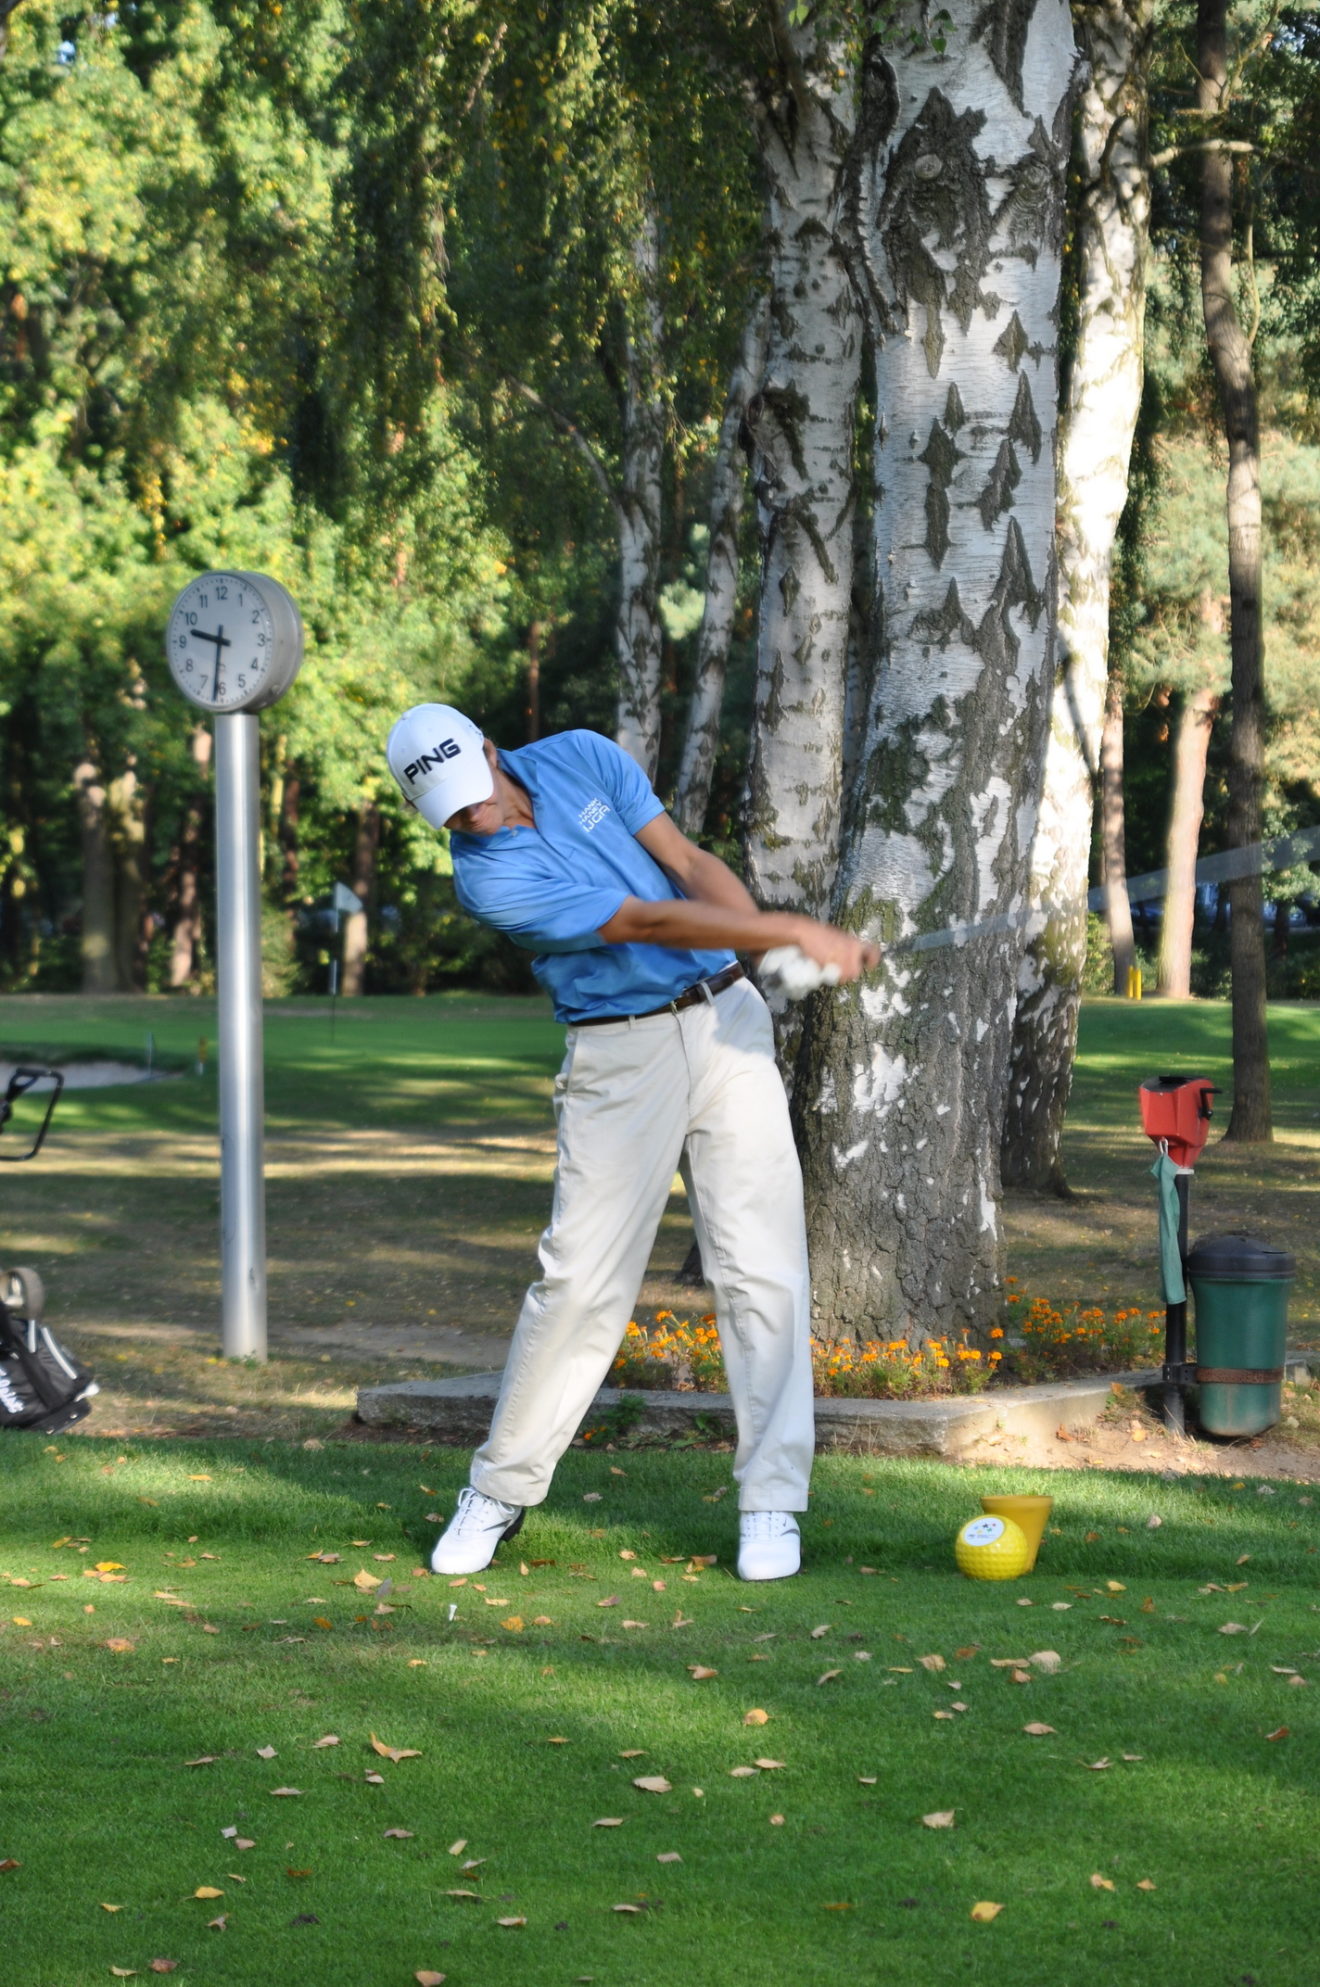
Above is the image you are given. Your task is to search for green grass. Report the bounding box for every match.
[3,1438,1318,1986]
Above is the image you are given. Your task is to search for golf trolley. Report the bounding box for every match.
[0,1066,98,1434]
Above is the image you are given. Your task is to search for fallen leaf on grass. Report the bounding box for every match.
[1219,1623,1250,1636]
[191,1886,223,1900]
[1022,1723,1056,1737]
[1265,1726,1290,1741]
[688,1666,718,1680]
[754,1758,786,1770]
[100,1902,124,1912]
[109,1969,137,1978]
[414,1973,447,1985]
[857,1776,877,1786]
[657,1852,682,1864]
[743,1709,770,1726]
[810,1625,831,1640]
[256,1745,277,1760]
[496,1916,526,1928]
[633,1776,672,1794]
[1137,1879,1157,1891]
[817,1669,842,1686]
[729,1766,759,1779]
[969,1901,1003,1922]
[444,1889,483,1901]
[593,1818,625,1829]
[1029,1651,1061,1673]
[820,1901,853,1912]
[384,1829,415,1839]
[447,1840,467,1856]
[988,1658,1029,1669]
[769,1813,785,1826]
[619,1750,646,1759]
[917,1654,945,1673]
[1082,1759,1111,1771]
[184,1756,218,1768]
[613,1903,644,1914]
[369,1733,421,1762]
[149,1963,179,1974]
[311,1734,340,1749]
[103,1639,135,1654]
[1090,1874,1115,1891]
[921,1811,955,1829]
[501,1616,525,1633]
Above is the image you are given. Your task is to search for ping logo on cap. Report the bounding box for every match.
[403,738,462,785]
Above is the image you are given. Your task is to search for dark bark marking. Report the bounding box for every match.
[943,382,967,432]
[973,0,1039,113]
[918,419,964,567]
[911,578,976,650]
[994,120,1067,265]
[1007,369,1043,461]
[876,90,991,376]
[974,438,1021,530]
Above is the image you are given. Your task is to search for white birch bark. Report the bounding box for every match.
[1001,0,1153,1188]
[743,9,861,919]
[673,294,769,836]
[796,0,1076,1340]
[613,203,667,781]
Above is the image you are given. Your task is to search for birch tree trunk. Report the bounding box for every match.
[1001,0,1152,1189]
[613,203,667,781]
[743,10,862,920]
[1197,0,1271,1141]
[1157,681,1219,997]
[795,0,1076,1341]
[341,802,380,997]
[673,295,769,836]
[75,753,116,994]
[108,763,147,992]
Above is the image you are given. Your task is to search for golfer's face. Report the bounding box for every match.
[444,792,502,835]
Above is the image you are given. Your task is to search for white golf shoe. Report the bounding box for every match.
[430,1486,525,1576]
[737,1510,801,1582]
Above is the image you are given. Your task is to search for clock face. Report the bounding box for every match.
[165,572,301,713]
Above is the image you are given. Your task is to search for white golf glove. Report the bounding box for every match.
[758,945,841,1014]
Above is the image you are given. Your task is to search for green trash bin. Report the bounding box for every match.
[1188,1232,1295,1438]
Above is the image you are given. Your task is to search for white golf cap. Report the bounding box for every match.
[386,704,494,828]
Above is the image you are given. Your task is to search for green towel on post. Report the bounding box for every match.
[1150,1150,1186,1304]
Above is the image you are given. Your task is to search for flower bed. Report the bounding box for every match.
[608,1292,1167,1402]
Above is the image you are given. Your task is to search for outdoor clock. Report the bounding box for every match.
[165,570,304,713]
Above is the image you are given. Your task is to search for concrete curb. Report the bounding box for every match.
[355,1367,1167,1459]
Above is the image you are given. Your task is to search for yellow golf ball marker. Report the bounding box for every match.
[955,1512,1031,1580]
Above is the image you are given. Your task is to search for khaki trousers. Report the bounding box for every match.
[470,975,814,1511]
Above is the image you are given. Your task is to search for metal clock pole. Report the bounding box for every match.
[214,711,267,1360]
[165,569,303,1365]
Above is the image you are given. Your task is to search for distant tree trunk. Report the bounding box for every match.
[280,766,301,898]
[795,3,1076,1342]
[0,1,21,65]
[1156,682,1218,997]
[1197,0,1270,1141]
[743,11,861,921]
[341,803,380,997]
[170,725,212,989]
[75,754,116,994]
[1001,0,1153,1190]
[108,763,148,991]
[613,200,667,780]
[1099,666,1136,990]
[673,294,769,836]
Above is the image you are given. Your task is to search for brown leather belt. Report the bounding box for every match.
[571,961,745,1026]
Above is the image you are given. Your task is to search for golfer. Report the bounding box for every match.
[386,707,879,1581]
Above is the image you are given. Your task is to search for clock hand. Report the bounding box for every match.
[211,624,228,703]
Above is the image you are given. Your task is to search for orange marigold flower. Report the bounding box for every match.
[989,1326,1004,1339]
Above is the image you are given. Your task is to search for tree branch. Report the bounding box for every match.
[504,376,620,517]
[1150,136,1256,167]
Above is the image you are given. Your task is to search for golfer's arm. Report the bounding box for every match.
[597,813,809,954]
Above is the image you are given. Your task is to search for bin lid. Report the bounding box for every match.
[1187,1231,1295,1280]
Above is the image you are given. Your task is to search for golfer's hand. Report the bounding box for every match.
[792,920,881,982]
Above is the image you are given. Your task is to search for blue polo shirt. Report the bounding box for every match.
[449,730,734,1024]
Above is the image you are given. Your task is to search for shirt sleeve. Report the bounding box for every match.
[454,862,626,955]
[573,731,666,835]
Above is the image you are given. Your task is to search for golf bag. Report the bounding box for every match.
[1,1065,97,1433]
[0,1275,98,1434]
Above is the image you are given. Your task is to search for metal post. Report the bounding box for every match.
[214,712,267,1360]
[1162,1169,1193,1434]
